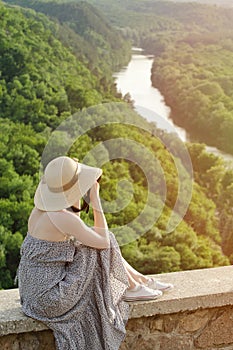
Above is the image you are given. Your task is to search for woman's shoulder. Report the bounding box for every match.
[30,207,81,226]
[28,207,82,242]
[42,208,85,231]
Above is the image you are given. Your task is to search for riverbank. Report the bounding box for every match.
[114,50,233,167]
[150,35,233,157]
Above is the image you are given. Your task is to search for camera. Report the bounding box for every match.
[70,175,101,213]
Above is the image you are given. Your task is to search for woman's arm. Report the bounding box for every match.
[89,181,108,237]
[47,182,110,249]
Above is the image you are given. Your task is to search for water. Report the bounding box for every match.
[114,53,187,142]
[114,50,233,166]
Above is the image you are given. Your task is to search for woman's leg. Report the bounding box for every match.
[122,257,174,292]
[123,257,163,300]
[122,257,149,285]
[125,268,139,289]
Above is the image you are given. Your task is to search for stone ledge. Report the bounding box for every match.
[1,266,233,337]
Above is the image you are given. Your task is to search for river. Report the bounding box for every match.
[114,50,233,166]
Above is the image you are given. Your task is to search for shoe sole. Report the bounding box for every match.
[123,294,162,302]
[159,286,174,292]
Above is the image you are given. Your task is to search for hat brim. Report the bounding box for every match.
[34,163,102,211]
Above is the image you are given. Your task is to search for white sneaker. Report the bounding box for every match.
[123,284,162,302]
[146,278,174,292]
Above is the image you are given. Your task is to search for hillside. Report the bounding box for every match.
[4,0,131,73]
[165,0,233,7]
[0,3,108,131]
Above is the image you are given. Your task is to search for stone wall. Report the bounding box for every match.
[1,266,233,350]
[0,330,55,350]
[121,306,233,350]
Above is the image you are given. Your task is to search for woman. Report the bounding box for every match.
[18,156,173,350]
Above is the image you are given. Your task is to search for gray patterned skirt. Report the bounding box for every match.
[18,232,129,350]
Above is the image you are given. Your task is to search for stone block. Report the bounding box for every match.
[178,310,210,333]
[195,307,233,348]
[149,317,164,332]
[126,317,151,335]
[127,335,161,350]
[158,334,193,350]
[163,314,179,333]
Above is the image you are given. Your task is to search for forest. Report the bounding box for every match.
[0,0,233,289]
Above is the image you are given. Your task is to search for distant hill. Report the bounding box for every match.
[3,1,131,73]
[0,2,109,130]
[165,0,233,7]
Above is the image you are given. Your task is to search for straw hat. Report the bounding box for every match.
[34,156,102,211]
